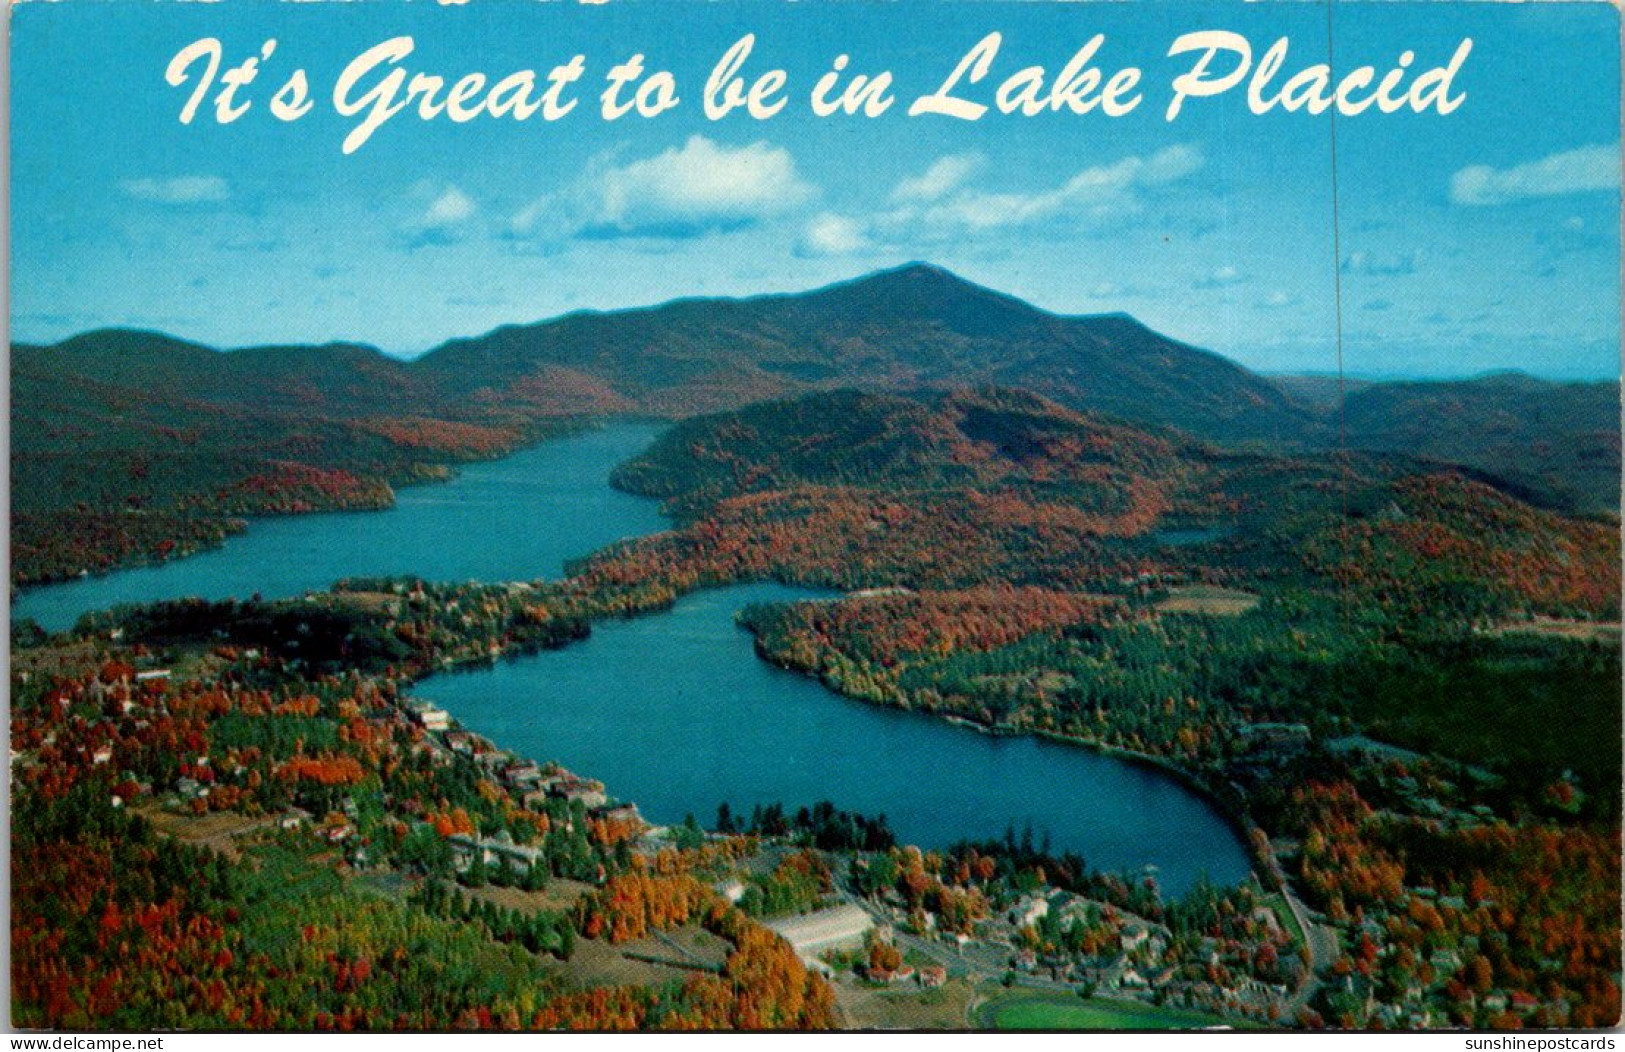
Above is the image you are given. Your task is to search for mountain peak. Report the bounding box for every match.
[844,261,1013,299]
[873,260,964,283]
[800,263,1051,334]
[832,265,1157,332]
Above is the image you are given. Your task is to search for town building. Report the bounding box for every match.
[765,904,874,963]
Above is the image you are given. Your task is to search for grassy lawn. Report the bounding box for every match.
[836,978,976,1030]
[978,990,1241,1031]
[1264,892,1307,950]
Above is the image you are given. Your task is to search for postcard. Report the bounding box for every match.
[8,0,1621,1036]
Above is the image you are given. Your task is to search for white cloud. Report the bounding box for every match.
[402,184,477,248]
[1084,280,1150,301]
[1342,250,1420,276]
[1449,143,1620,206]
[796,212,872,257]
[909,145,1204,234]
[803,145,1205,255]
[1195,265,1246,289]
[424,186,476,226]
[120,176,229,205]
[602,137,812,228]
[512,136,815,242]
[891,153,984,203]
[1258,290,1299,310]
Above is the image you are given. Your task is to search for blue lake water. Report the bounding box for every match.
[12,423,668,632]
[13,421,1251,893]
[417,582,1251,895]
[1150,526,1235,547]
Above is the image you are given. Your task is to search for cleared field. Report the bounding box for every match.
[1262,893,1307,951]
[1154,586,1260,617]
[463,878,595,915]
[836,977,975,1030]
[11,639,103,676]
[326,590,409,615]
[976,990,1238,1031]
[132,803,274,861]
[561,925,730,991]
[1489,618,1621,643]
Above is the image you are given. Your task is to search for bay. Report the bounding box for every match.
[12,423,667,632]
[417,581,1252,896]
[15,421,1253,893]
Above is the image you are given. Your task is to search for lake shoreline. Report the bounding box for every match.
[9,414,680,602]
[413,578,1254,895]
[19,421,1256,894]
[740,622,1268,888]
[11,420,672,631]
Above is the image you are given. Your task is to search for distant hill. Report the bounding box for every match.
[15,329,432,414]
[1334,373,1620,516]
[611,387,1195,526]
[10,335,570,587]
[1265,374,1375,413]
[600,387,1620,620]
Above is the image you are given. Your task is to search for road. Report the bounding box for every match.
[1281,882,1339,1018]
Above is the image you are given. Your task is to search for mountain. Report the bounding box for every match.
[419,264,1315,442]
[595,386,1620,620]
[1334,373,1619,515]
[10,334,565,588]
[610,386,1195,524]
[14,329,434,414]
[12,264,1618,588]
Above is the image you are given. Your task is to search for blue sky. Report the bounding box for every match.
[10,1,1621,378]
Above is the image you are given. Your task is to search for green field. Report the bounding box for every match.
[1263,892,1307,950]
[978,991,1240,1031]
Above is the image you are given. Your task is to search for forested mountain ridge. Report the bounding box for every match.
[600,387,1620,623]
[1336,373,1620,516]
[12,265,1618,587]
[1266,371,1620,515]
[610,387,1194,522]
[416,264,1315,441]
[16,265,1311,438]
